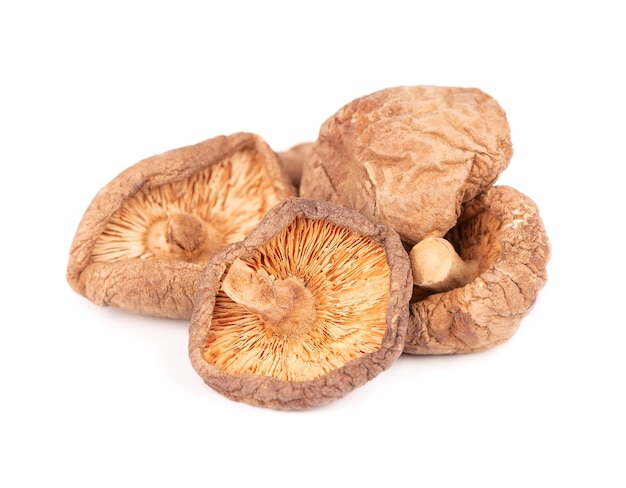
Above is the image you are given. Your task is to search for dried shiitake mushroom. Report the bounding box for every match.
[188,197,413,410]
[300,85,513,245]
[67,132,296,319]
[404,185,550,355]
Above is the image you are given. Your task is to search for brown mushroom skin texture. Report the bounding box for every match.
[405,186,550,355]
[188,197,413,410]
[67,132,296,319]
[300,85,513,245]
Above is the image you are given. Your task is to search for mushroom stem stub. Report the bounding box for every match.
[221,258,317,336]
[410,237,479,292]
[167,213,207,253]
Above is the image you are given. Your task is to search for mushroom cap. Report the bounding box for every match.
[299,85,513,244]
[188,197,413,410]
[67,132,296,319]
[404,185,551,355]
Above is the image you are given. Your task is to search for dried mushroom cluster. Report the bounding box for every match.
[68,85,550,410]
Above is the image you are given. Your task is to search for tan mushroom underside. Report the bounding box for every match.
[90,149,279,264]
[189,197,413,410]
[405,185,551,355]
[204,216,391,382]
[67,132,296,319]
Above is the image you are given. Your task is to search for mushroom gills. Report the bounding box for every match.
[90,149,282,265]
[204,216,391,382]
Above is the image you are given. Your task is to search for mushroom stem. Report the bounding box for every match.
[409,237,479,293]
[221,258,317,336]
[167,213,207,253]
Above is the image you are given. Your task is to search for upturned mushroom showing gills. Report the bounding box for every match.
[67,133,297,319]
[299,85,513,245]
[405,186,550,355]
[188,197,413,410]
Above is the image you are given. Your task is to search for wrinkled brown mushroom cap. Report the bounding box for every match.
[404,186,550,355]
[300,85,513,244]
[188,197,413,410]
[67,132,296,319]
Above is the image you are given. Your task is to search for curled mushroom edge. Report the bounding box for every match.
[404,185,551,355]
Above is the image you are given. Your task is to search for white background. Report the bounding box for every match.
[2,1,624,487]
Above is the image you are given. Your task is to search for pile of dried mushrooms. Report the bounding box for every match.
[68,85,550,410]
